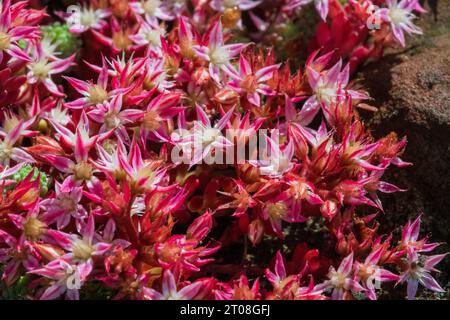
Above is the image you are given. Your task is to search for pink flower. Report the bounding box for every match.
[250,135,295,178]
[288,119,331,150]
[29,259,91,300]
[354,247,399,300]
[210,0,261,12]
[363,167,406,211]
[378,0,424,47]
[45,112,110,187]
[400,216,440,256]
[139,92,183,143]
[0,119,35,165]
[1,110,37,139]
[117,137,169,192]
[64,59,125,109]
[43,100,72,127]
[66,5,111,34]
[50,214,112,270]
[155,214,219,273]
[187,210,214,242]
[155,232,219,272]
[215,275,261,300]
[228,55,280,107]
[315,253,365,300]
[41,177,87,230]
[0,0,39,63]
[217,179,257,217]
[143,270,211,300]
[283,0,330,21]
[0,230,39,285]
[193,20,247,83]
[265,251,326,300]
[88,94,143,143]
[260,192,306,236]
[183,105,234,167]
[129,17,166,53]
[96,218,130,249]
[333,179,379,208]
[398,251,447,300]
[94,139,128,178]
[142,57,174,92]
[295,278,327,300]
[265,251,294,287]
[283,174,324,215]
[8,201,54,242]
[302,59,368,125]
[27,44,75,97]
[0,162,25,185]
[129,0,174,22]
[339,124,384,171]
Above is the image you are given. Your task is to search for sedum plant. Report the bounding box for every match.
[0,0,446,300]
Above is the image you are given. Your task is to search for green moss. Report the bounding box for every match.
[279,21,302,41]
[11,165,49,196]
[0,272,30,300]
[17,39,27,49]
[40,22,81,57]
[79,281,117,300]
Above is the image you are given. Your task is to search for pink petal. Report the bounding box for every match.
[162,270,177,296]
[338,253,354,275]
[40,284,66,300]
[255,63,281,82]
[44,155,74,173]
[208,20,223,48]
[419,273,444,293]
[274,251,286,279]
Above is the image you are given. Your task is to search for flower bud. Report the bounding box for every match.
[248,219,264,246]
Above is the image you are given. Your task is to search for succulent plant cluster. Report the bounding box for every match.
[0,0,446,300]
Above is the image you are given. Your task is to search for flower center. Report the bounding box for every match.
[23,217,46,241]
[0,141,13,163]
[144,29,163,46]
[408,261,423,279]
[58,194,77,213]
[18,188,40,206]
[330,272,347,289]
[112,30,132,51]
[389,8,409,25]
[316,82,338,105]
[222,7,241,28]
[209,47,229,65]
[80,8,98,27]
[136,164,157,190]
[202,128,221,145]
[0,32,11,51]
[142,0,161,16]
[104,112,121,129]
[358,265,376,281]
[158,243,181,264]
[73,162,93,181]
[268,202,287,219]
[290,181,307,199]
[3,114,20,134]
[241,75,257,93]
[89,85,108,104]
[30,60,51,81]
[143,110,161,130]
[224,0,240,7]
[72,239,94,261]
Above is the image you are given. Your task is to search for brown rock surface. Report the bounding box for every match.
[358,0,450,296]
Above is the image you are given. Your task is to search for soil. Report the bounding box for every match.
[357,0,450,296]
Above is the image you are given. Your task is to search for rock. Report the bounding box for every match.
[358,0,450,291]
